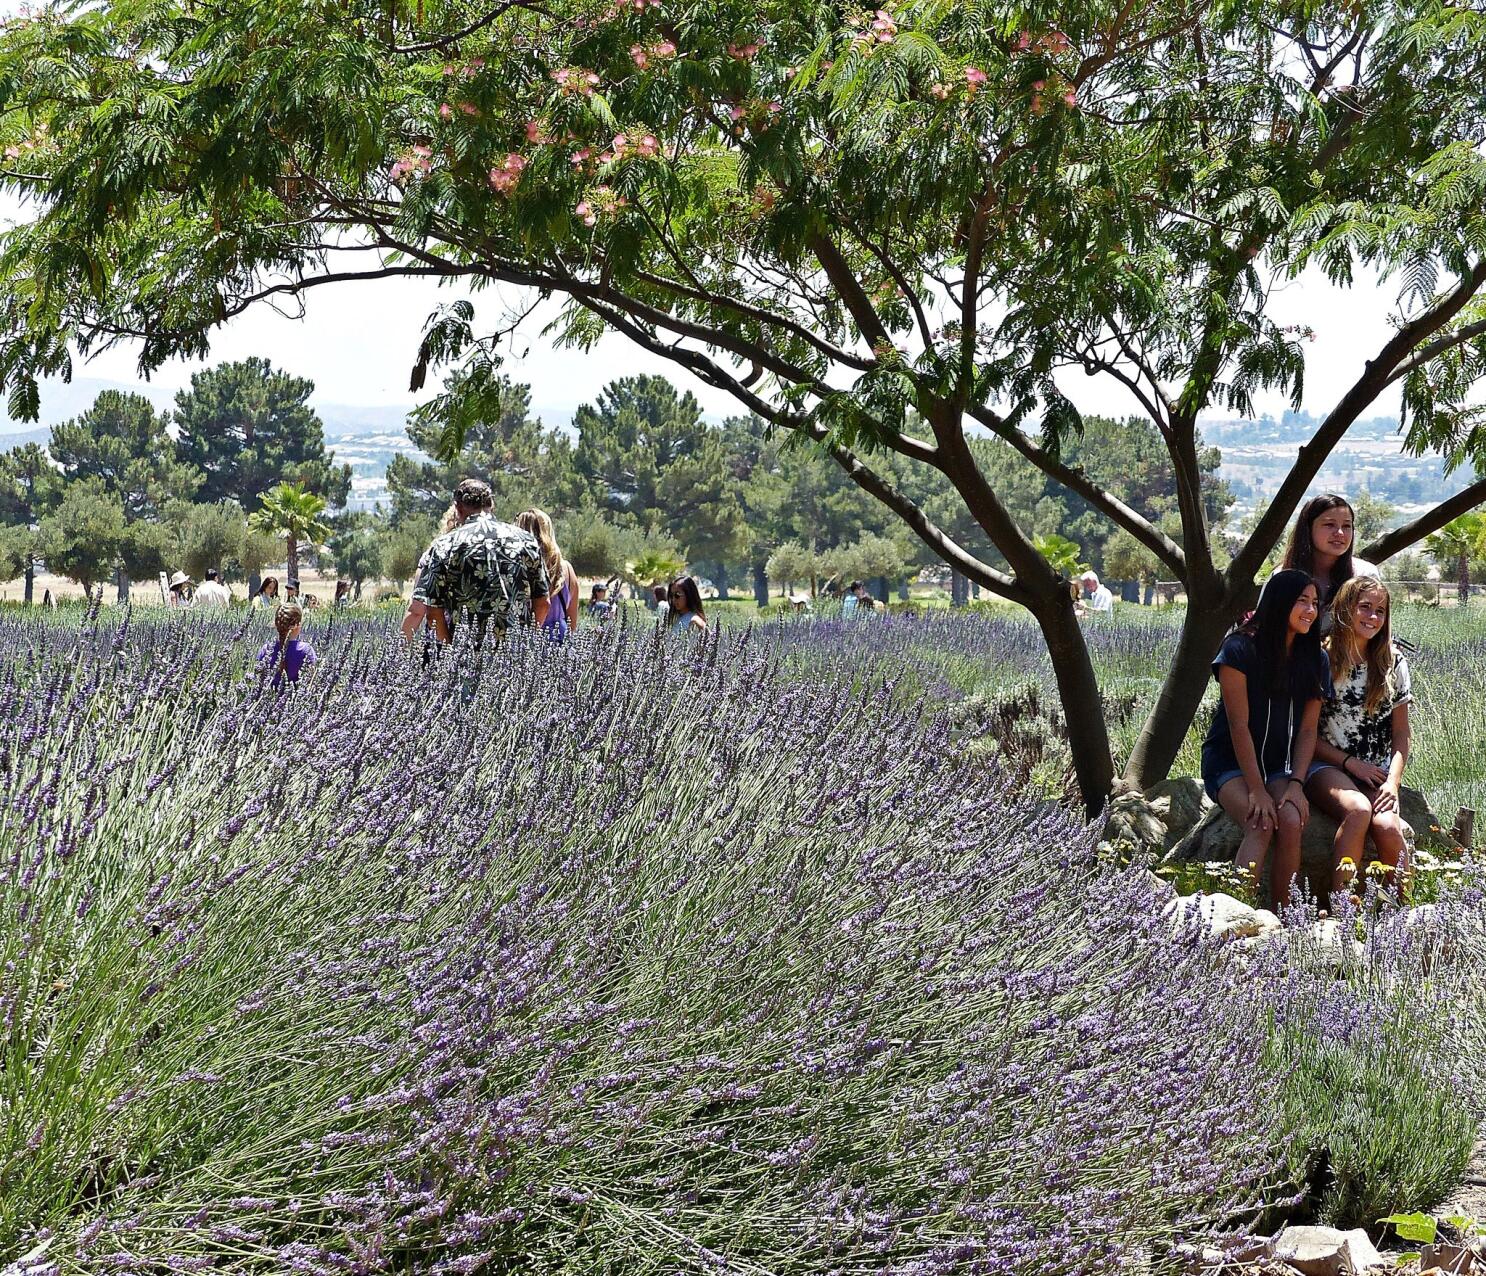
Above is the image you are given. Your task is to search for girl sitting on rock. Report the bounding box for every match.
[1201,570,1332,910]
[1305,576,1412,895]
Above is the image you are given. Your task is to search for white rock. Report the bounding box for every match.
[1165,892,1272,941]
[1273,1225,1386,1276]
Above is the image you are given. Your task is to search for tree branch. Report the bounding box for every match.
[1232,258,1486,583]
[1362,477,1486,562]
[1385,318,1486,386]
[965,403,1187,576]
[388,1,549,53]
[576,293,1026,603]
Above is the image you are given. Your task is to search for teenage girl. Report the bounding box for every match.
[1306,576,1412,893]
[1281,494,1379,633]
[1200,570,1333,909]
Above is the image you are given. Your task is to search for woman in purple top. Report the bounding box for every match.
[258,603,316,689]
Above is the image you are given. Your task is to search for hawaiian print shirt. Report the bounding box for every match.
[412,514,549,639]
[1319,646,1413,769]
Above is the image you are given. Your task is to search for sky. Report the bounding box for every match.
[14,260,1407,429]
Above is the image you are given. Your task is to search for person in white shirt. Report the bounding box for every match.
[1077,570,1114,616]
[192,568,232,607]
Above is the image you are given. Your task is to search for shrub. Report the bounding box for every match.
[0,612,1293,1273]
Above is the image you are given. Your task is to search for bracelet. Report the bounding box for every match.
[1341,755,1354,777]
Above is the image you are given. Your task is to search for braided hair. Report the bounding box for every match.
[271,603,303,683]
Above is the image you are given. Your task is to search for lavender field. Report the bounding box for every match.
[2,607,1484,1273]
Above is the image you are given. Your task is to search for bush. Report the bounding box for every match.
[0,612,1294,1273]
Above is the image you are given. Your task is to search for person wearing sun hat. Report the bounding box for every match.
[166,570,193,607]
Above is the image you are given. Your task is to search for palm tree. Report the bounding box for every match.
[1424,512,1485,608]
[248,482,331,585]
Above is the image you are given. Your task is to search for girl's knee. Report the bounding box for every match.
[1277,805,1304,836]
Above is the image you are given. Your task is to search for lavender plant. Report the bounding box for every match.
[0,609,1294,1274]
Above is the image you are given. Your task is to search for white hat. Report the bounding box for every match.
[168,571,191,590]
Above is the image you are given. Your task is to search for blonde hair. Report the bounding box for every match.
[516,508,564,589]
[439,503,461,534]
[1327,576,1396,714]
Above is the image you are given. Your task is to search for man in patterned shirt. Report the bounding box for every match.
[400,478,550,645]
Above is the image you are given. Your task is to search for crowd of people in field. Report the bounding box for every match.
[1200,494,1413,911]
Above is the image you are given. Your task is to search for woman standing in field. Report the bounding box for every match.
[1281,494,1379,631]
[517,508,579,641]
[250,577,279,609]
[1306,577,1412,894]
[1200,570,1331,910]
[667,576,707,634]
[258,603,316,689]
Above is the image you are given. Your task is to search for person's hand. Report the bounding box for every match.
[1281,781,1309,824]
[1247,789,1277,831]
[1372,781,1400,815]
[1345,756,1388,789]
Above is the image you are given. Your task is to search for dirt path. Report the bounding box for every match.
[1439,1124,1486,1224]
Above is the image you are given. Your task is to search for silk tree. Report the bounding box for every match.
[3,0,1486,809]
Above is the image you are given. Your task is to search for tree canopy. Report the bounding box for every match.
[4,0,1486,805]
[172,359,350,509]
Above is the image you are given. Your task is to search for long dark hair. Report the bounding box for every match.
[1237,569,1324,696]
[1281,494,1355,600]
[668,575,704,619]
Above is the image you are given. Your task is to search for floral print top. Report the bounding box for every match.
[1319,646,1412,769]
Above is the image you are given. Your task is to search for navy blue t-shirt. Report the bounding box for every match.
[1200,632,1332,784]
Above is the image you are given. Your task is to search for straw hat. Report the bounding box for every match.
[167,571,191,590]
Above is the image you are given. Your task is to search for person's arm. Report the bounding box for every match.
[1216,665,1276,829]
[1282,699,1322,823]
[401,599,430,643]
[566,563,580,630]
[1374,702,1411,814]
[526,551,551,627]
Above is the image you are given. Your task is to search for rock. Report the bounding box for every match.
[1164,785,1451,900]
[1105,790,1169,854]
[1138,867,1178,905]
[1165,891,1281,941]
[1273,1225,1386,1276]
[1145,776,1213,849]
[1420,1241,1477,1273]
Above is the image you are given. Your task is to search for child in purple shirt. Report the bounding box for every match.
[258,603,316,689]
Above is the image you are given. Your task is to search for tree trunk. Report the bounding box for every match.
[1143,579,1154,606]
[287,537,299,585]
[950,569,966,607]
[898,578,909,601]
[23,562,34,605]
[874,576,888,602]
[116,569,131,604]
[1458,551,1470,607]
[715,563,731,601]
[971,581,981,600]
[248,569,262,597]
[752,560,769,609]
[1122,599,1237,791]
[1034,593,1115,818]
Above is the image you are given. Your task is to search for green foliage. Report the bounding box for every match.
[0,522,30,583]
[168,500,249,584]
[765,540,817,593]
[392,373,580,522]
[48,390,198,525]
[172,358,350,509]
[326,513,385,588]
[559,504,627,579]
[379,515,438,586]
[247,482,330,582]
[35,476,129,596]
[626,542,685,588]
[1032,533,1086,579]
[1268,1010,1476,1231]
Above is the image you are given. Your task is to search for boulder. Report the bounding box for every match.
[1103,790,1170,855]
[1144,776,1213,848]
[1164,785,1452,899]
[1164,891,1282,941]
[1273,1225,1386,1276]
[1294,918,1365,974]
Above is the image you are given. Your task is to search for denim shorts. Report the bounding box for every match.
[1204,762,1328,803]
